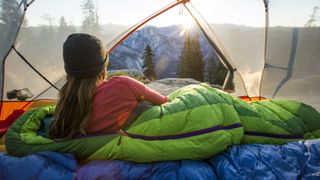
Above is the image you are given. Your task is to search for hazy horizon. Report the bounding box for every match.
[24,0,319,28]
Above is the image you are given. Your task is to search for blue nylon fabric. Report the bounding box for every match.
[0,152,77,180]
[77,160,217,180]
[208,139,320,180]
[0,140,319,179]
[37,115,53,138]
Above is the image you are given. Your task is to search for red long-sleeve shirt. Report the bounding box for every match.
[88,76,168,133]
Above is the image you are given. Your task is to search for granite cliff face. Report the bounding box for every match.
[109,25,220,78]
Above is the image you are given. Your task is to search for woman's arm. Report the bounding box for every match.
[123,76,169,105]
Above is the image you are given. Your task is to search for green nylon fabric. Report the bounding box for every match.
[5,83,320,162]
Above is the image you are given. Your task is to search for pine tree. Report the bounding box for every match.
[208,60,227,86]
[142,44,156,80]
[81,0,100,35]
[206,56,216,84]
[305,6,320,27]
[190,36,205,81]
[41,14,55,33]
[19,18,34,56]
[58,17,76,38]
[0,0,21,25]
[206,53,228,86]
[215,61,228,85]
[177,34,204,81]
[177,35,191,78]
[59,17,68,32]
[0,0,21,47]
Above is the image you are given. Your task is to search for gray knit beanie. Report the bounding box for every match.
[63,33,107,78]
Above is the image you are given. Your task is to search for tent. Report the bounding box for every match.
[0,0,320,179]
[0,0,319,137]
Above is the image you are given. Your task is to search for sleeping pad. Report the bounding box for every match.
[5,83,320,162]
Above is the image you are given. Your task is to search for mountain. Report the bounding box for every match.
[109,25,220,78]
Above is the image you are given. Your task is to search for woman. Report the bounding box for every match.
[5,34,320,163]
[49,33,169,140]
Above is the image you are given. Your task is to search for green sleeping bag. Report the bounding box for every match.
[5,83,320,162]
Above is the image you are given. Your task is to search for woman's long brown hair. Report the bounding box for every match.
[49,73,102,140]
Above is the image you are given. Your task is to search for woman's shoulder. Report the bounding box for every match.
[98,76,133,88]
[108,75,129,80]
[108,75,136,83]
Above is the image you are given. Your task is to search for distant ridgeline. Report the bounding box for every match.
[3,23,320,86]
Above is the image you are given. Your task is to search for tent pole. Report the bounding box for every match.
[0,0,30,114]
[259,0,269,99]
[108,0,184,53]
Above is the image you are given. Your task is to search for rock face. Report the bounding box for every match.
[109,45,144,71]
[146,78,205,96]
[109,25,221,78]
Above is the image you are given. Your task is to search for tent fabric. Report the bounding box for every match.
[1,0,319,177]
[1,0,320,112]
[0,139,319,179]
[0,0,27,102]
[0,100,56,137]
[0,101,33,120]
[5,84,320,162]
[261,27,320,110]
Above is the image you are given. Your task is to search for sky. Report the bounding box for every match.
[25,0,320,27]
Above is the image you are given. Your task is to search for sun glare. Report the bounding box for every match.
[181,15,194,29]
[179,14,195,36]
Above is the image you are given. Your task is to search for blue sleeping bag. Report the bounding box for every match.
[0,139,319,179]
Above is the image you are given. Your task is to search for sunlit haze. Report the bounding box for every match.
[24,0,320,27]
[181,14,195,29]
